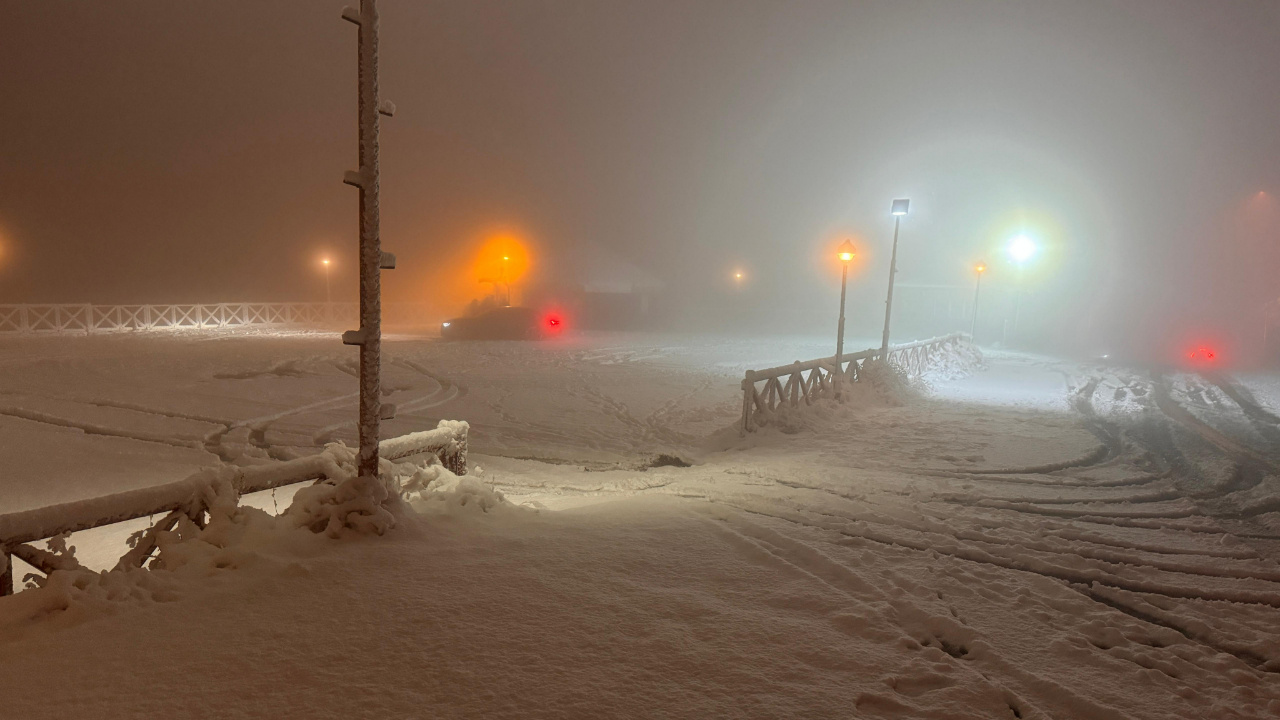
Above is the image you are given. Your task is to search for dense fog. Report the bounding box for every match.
[1,0,1277,363]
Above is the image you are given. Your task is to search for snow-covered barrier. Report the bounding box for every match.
[0,302,434,334]
[0,421,468,596]
[740,333,973,432]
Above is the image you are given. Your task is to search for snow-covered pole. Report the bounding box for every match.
[341,1,397,481]
[880,199,910,360]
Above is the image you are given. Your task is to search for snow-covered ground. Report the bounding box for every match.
[2,330,1280,718]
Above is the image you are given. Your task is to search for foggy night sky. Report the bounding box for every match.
[1,1,1277,357]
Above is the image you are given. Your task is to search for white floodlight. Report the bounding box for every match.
[1007,235,1036,264]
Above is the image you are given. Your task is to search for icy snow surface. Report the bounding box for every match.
[2,330,1280,718]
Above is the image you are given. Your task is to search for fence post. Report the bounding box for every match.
[741,370,756,433]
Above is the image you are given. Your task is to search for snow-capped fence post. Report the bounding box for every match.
[339,0,398,482]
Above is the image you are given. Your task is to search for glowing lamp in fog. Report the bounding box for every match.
[837,240,856,264]
[974,262,987,274]
[890,199,910,216]
[1007,235,1036,265]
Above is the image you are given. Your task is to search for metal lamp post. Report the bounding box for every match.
[502,255,511,306]
[1006,235,1036,344]
[970,261,986,340]
[322,258,332,304]
[835,240,856,396]
[879,198,909,360]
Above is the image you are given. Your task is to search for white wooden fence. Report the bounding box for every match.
[0,302,433,335]
[0,421,467,596]
[740,333,971,432]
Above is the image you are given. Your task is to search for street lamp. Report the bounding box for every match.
[835,240,856,393]
[502,255,511,306]
[970,261,986,340]
[1005,235,1036,342]
[879,198,909,359]
[321,258,332,304]
[1007,235,1036,265]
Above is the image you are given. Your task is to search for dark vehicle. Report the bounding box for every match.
[440,305,561,340]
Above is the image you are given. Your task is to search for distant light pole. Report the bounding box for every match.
[970,261,986,340]
[1006,235,1036,342]
[502,255,511,306]
[879,198,910,360]
[321,258,332,304]
[835,240,856,394]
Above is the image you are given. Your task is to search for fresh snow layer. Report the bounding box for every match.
[2,331,1280,718]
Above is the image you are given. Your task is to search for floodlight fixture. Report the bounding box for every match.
[1007,235,1037,264]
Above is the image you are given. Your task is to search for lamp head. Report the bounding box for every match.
[891,198,910,216]
[837,240,856,263]
[1007,235,1036,264]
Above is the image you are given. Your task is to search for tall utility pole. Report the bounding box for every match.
[341,1,396,480]
[971,261,986,340]
[879,198,909,360]
[834,240,855,399]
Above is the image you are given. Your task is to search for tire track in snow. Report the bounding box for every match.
[0,406,204,450]
[698,504,1127,719]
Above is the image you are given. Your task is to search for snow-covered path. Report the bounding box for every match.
[2,332,1280,718]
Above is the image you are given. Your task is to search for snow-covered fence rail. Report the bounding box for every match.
[0,421,467,596]
[740,333,970,432]
[0,302,433,335]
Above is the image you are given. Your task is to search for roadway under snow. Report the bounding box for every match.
[1,330,1279,718]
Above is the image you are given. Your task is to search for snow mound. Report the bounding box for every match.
[401,464,521,515]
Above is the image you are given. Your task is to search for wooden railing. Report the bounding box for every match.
[740,333,970,432]
[0,302,434,335]
[0,421,467,596]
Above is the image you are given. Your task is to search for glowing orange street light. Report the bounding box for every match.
[838,240,855,264]
[835,240,857,391]
[971,260,987,340]
[321,258,332,305]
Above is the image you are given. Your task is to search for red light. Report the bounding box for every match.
[1188,346,1218,363]
[548,318,560,326]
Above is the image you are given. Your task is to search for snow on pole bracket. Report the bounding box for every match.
[378,99,396,117]
[342,328,367,346]
[380,251,396,269]
[340,6,361,24]
[342,170,364,188]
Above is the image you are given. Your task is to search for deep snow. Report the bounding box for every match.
[2,330,1280,718]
